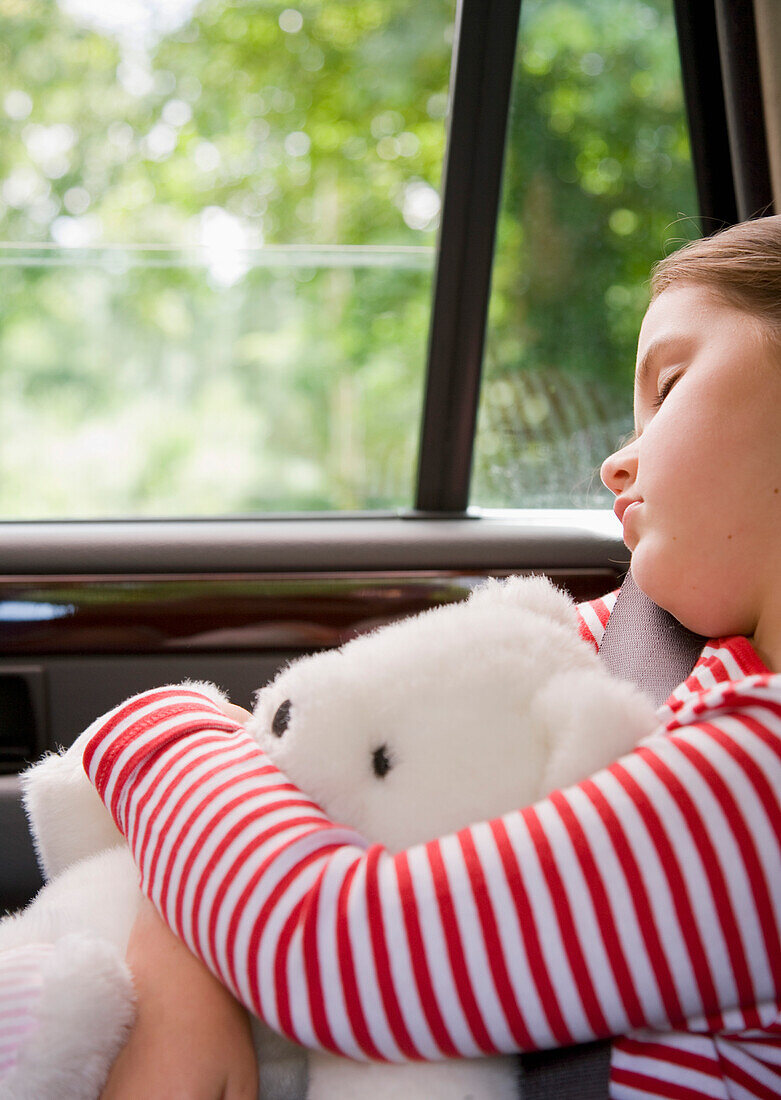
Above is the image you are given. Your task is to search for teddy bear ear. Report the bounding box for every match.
[467,574,576,628]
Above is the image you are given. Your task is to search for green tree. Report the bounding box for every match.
[473,0,698,507]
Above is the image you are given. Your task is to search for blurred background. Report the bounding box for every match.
[0,0,697,517]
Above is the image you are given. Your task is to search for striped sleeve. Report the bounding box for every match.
[82,678,781,1081]
[576,590,619,652]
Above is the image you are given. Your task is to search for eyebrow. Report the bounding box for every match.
[635,334,692,389]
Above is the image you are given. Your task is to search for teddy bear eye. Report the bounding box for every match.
[372,743,392,778]
[272,699,292,737]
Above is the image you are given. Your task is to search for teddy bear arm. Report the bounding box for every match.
[21,681,232,882]
[534,670,659,798]
[0,935,135,1100]
[21,730,124,882]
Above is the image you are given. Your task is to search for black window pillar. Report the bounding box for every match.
[414,0,522,514]
[673,0,772,231]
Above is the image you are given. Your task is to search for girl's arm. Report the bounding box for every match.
[99,699,259,1099]
[100,899,257,1100]
[83,681,781,1066]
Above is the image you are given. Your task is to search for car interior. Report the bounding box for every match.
[0,0,776,976]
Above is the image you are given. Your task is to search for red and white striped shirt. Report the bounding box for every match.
[71,600,781,1098]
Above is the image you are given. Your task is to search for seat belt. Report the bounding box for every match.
[517,568,706,1098]
[598,569,707,709]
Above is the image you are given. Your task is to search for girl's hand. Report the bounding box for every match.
[101,900,258,1099]
[220,701,253,725]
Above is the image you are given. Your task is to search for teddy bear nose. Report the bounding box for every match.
[272,699,292,736]
[372,744,392,778]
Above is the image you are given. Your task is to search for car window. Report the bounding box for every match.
[471,0,698,509]
[0,0,455,517]
[0,0,697,520]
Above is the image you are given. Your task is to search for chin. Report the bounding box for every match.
[630,548,703,634]
[632,550,746,640]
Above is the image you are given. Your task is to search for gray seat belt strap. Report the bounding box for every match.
[517,568,706,1097]
[598,569,707,708]
[517,1039,613,1099]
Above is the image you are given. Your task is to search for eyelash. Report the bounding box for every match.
[651,372,680,409]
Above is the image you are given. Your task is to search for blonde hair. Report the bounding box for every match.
[651,215,781,337]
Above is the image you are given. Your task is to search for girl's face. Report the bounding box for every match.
[601,283,781,646]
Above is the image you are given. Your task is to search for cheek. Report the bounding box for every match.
[640,401,715,511]
[638,429,686,511]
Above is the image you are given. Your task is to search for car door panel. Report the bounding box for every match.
[0,513,625,909]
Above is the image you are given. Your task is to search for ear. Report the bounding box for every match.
[468,574,576,629]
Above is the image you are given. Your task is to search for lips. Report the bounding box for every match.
[614,495,643,525]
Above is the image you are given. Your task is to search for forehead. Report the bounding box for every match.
[638,284,717,353]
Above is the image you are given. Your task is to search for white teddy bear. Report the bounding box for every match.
[0,576,658,1100]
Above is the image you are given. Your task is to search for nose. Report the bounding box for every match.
[600,434,638,496]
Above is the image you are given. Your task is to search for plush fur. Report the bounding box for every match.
[0,934,135,1100]
[0,576,658,1099]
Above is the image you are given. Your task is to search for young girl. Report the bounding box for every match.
[10,218,781,1099]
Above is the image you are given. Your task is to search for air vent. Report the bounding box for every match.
[0,669,46,773]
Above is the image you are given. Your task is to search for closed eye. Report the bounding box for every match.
[651,370,681,409]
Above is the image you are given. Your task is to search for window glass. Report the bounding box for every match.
[0,0,454,518]
[471,0,699,509]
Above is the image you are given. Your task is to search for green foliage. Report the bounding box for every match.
[0,0,697,516]
[473,0,698,507]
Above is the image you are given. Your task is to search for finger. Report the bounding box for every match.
[221,702,253,724]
